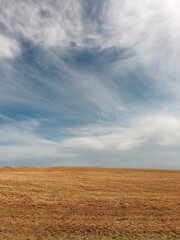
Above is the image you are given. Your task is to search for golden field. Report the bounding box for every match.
[0,167,179,240]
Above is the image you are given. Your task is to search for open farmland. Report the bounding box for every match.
[0,167,179,240]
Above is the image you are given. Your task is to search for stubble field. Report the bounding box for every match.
[0,167,179,240]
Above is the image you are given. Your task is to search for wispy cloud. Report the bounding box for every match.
[0,119,74,163]
[1,114,180,169]
[0,34,20,58]
[0,0,83,48]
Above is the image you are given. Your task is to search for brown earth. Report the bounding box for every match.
[0,167,179,239]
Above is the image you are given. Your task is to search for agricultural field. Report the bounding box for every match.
[0,167,179,240]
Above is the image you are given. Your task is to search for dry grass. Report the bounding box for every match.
[0,167,179,240]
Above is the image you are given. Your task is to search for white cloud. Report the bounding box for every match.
[61,131,142,151]
[0,0,83,48]
[100,0,180,83]
[0,114,180,169]
[0,34,20,58]
[137,114,180,146]
[1,0,180,84]
[0,120,73,161]
[1,0,180,61]
[61,114,180,151]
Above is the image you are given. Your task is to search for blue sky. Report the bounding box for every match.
[0,0,180,169]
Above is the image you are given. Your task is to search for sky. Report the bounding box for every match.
[0,0,180,169]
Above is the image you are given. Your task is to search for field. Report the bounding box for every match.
[0,167,179,240]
